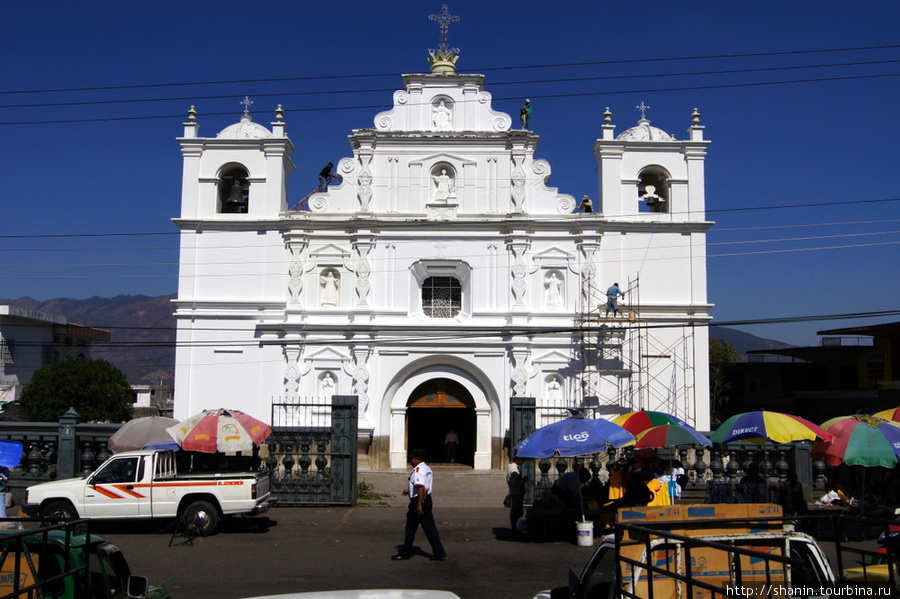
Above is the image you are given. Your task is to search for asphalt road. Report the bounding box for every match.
[20,468,884,599]
[95,506,589,599]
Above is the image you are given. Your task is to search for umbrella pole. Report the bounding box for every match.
[860,472,866,515]
[579,486,586,522]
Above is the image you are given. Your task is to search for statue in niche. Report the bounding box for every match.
[320,271,339,306]
[545,272,562,307]
[432,168,455,202]
[547,378,563,402]
[320,372,336,399]
[432,100,451,129]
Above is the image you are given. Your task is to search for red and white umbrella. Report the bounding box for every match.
[167,408,272,454]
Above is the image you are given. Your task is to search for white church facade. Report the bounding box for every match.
[172,43,712,470]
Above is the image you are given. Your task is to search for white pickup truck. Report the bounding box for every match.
[23,449,273,535]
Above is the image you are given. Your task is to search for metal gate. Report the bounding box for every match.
[510,397,536,504]
[267,395,358,506]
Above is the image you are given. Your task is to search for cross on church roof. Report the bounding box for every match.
[240,96,254,117]
[429,4,460,54]
[636,101,650,120]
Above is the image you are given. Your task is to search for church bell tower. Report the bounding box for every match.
[177,101,295,221]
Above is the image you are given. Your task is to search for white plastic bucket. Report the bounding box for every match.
[575,520,594,547]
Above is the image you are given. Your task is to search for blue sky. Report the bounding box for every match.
[3,1,899,347]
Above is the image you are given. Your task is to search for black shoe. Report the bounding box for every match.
[391,553,411,561]
[430,554,447,561]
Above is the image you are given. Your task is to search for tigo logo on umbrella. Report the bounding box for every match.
[563,432,590,442]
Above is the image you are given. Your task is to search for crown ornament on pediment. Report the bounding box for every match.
[428,48,460,75]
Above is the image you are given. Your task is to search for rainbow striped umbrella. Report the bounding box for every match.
[632,424,712,449]
[812,415,900,468]
[873,407,900,423]
[612,410,688,435]
[709,410,834,445]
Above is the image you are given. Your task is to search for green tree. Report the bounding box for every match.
[709,338,742,426]
[19,358,134,422]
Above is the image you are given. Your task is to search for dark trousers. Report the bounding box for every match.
[399,495,445,558]
[509,495,525,529]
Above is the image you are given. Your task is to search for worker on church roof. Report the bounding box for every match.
[578,195,593,214]
[520,99,532,129]
[318,163,340,192]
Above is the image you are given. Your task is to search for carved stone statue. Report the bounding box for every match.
[547,378,562,402]
[320,372,336,399]
[320,271,339,306]
[545,272,562,307]
[432,100,451,129]
[432,168,455,202]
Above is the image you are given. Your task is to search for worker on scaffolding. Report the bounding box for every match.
[605,282,625,318]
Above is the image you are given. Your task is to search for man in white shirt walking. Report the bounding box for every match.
[391,450,447,561]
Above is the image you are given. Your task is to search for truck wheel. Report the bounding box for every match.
[41,500,77,520]
[182,500,219,536]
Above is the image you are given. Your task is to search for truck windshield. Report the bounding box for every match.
[582,546,615,599]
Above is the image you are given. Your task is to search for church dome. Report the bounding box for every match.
[217,114,273,139]
[616,118,675,142]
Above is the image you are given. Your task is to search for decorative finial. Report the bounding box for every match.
[240,96,254,118]
[603,107,612,125]
[636,101,650,121]
[691,108,701,126]
[275,104,284,122]
[187,105,197,122]
[427,5,461,75]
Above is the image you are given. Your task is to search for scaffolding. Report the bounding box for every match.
[575,273,697,425]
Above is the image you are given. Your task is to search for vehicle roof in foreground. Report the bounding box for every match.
[0,523,99,548]
[238,591,462,599]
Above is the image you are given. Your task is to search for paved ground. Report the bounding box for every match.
[14,468,885,599]
[90,467,591,599]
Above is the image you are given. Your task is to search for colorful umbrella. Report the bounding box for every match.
[513,415,634,459]
[108,416,180,453]
[709,410,834,445]
[873,407,900,423]
[167,409,272,454]
[632,424,712,449]
[812,415,900,468]
[612,410,688,435]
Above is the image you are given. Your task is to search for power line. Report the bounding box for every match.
[3,70,900,126]
[5,58,899,111]
[1,197,898,242]
[5,71,900,127]
[5,43,899,96]
[9,308,900,350]
[4,229,900,272]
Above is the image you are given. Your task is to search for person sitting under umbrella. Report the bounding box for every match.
[552,468,590,512]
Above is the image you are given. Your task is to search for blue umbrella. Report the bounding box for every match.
[0,440,23,468]
[513,415,634,458]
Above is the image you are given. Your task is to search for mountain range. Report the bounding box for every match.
[1,295,791,384]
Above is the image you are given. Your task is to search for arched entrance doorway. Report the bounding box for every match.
[406,378,475,466]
